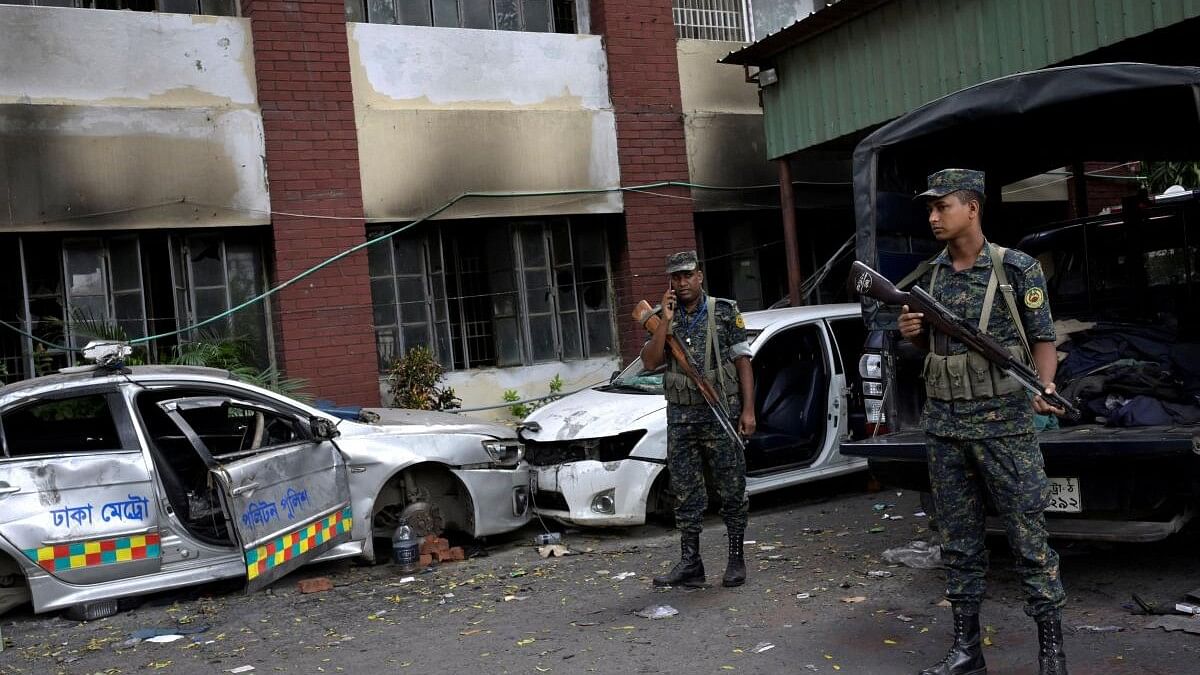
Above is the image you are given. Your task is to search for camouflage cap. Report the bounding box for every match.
[917,168,985,199]
[665,250,699,274]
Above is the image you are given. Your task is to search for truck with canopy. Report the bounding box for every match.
[842,62,1200,542]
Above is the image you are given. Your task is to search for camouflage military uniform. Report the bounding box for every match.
[918,243,1067,619]
[665,294,751,535]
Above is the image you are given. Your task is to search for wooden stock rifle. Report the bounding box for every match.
[849,261,1081,420]
[633,300,746,450]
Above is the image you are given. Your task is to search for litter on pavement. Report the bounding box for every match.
[882,540,944,569]
[634,604,679,620]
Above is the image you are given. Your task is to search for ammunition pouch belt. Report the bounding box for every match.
[663,361,739,407]
[922,345,1027,401]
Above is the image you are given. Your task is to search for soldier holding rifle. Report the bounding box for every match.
[895,169,1068,675]
[640,251,755,588]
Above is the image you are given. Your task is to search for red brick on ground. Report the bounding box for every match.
[448,546,465,562]
[297,577,334,594]
[419,553,433,567]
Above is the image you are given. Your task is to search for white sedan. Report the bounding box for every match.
[521,304,870,527]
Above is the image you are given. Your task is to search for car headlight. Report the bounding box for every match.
[482,440,524,466]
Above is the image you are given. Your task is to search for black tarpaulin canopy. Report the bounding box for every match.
[854,61,1200,329]
[853,62,1200,270]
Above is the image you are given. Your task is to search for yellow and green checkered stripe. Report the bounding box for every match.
[24,533,161,572]
[245,506,352,581]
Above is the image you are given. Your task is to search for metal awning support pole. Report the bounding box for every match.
[778,158,803,306]
[1072,161,1089,218]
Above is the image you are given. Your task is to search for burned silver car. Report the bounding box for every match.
[0,366,530,617]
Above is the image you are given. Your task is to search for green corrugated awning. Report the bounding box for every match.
[725,0,1200,159]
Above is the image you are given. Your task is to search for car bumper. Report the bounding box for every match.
[532,459,663,527]
[452,466,534,537]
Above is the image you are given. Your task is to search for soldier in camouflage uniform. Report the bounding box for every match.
[899,169,1068,675]
[641,250,756,588]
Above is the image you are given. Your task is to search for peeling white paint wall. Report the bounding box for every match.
[676,39,774,210]
[0,6,268,229]
[379,356,622,423]
[349,24,622,221]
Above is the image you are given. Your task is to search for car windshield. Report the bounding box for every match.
[604,330,760,394]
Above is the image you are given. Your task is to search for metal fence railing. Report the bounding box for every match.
[672,0,750,42]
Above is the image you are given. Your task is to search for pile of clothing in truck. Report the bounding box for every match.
[1054,321,1200,427]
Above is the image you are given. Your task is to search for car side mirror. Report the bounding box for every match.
[310,416,340,441]
[609,370,620,384]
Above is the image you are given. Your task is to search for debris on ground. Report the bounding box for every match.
[866,570,894,578]
[297,577,334,594]
[752,642,775,653]
[538,544,573,558]
[882,540,944,569]
[1175,602,1200,615]
[840,596,866,604]
[1074,625,1124,633]
[611,572,637,581]
[420,535,466,564]
[634,604,679,620]
[1145,616,1200,634]
[225,666,256,674]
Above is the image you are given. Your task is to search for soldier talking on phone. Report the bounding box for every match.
[640,250,755,588]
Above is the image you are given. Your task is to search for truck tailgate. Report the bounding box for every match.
[843,425,1198,461]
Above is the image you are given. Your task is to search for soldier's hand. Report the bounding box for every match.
[739,409,756,438]
[898,304,925,340]
[661,288,677,322]
[1033,382,1066,417]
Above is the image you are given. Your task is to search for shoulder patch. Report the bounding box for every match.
[735,313,745,329]
[1024,287,1045,309]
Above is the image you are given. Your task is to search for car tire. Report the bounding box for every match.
[647,472,676,527]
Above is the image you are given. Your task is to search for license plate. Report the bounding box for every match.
[1046,477,1082,513]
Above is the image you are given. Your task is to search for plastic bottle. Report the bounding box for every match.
[533,532,562,546]
[392,525,419,572]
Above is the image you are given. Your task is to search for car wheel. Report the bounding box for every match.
[647,472,676,527]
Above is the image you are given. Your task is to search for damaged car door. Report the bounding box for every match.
[157,397,352,592]
[0,389,162,588]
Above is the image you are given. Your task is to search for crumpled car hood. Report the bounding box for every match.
[356,407,516,440]
[523,387,664,441]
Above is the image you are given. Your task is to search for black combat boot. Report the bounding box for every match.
[919,605,986,675]
[653,532,705,587]
[721,528,746,587]
[1036,613,1068,675]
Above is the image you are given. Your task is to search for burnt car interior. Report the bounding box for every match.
[134,388,313,545]
[747,324,828,475]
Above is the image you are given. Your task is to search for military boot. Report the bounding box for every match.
[652,532,705,587]
[722,528,746,587]
[1036,613,1068,675]
[919,605,986,675]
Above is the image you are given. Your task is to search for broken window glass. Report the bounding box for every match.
[494,0,518,30]
[370,219,614,372]
[371,0,401,24]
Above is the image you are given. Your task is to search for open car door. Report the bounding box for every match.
[157,396,352,593]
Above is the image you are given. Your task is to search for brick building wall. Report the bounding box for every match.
[590,0,696,361]
[1068,161,1142,218]
[242,0,380,406]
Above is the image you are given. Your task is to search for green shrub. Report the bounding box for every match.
[386,346,461,411]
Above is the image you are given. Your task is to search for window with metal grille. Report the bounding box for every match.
[369,218,617,372]
[671,0,749,42]
[347,0,577,32]
[1,0,237,15]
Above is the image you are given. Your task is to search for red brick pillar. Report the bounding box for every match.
[591,0,695,362]
[242,0,380,406]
